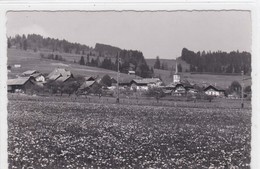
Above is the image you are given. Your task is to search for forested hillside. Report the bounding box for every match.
[94,43,121,58]
[8,34,153,78]
[181,48,251,75]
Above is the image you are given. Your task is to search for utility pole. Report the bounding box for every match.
[116,52,120,103]
[241,70,244,108]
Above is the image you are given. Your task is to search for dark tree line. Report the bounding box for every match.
[78,50,153,78]
[8,34,91,54]
[9,34,153,78]
[154,56,169,70]
[181,48,251,74]
[40,53,66,61]
[118,50,153,78]
[94,43,121,58]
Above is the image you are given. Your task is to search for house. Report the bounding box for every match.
[30,73,45,82]
[171,83,186,96]
[84,76,96,81]
[7,76,35,93]
[78,80,98,94]
[118,77,134,88]
[22,70,45,82]
[47,68,73,83]
[22,70,39,76]
[204,85,225,97]
[128,70,135,75]
[164,80,195,96]
[130,78,162,91]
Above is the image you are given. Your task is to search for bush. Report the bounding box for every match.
[144,87,165,102]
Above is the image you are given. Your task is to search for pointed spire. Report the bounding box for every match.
[175,61,178,74]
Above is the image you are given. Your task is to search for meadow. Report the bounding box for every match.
[7,49,132,80]
[8,48,251,89]
[8,95,251,169]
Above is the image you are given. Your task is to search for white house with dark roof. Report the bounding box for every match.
[130,78,162,91]
[204,85,225,96]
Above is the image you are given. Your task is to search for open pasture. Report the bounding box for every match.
[8,96,251,169]
[7,49,132,80]
[153,69,251,89]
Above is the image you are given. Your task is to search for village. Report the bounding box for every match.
[7,62,246,102]
[5,10,254,169]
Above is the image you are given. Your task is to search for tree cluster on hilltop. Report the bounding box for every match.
[8,34,91,54]
[94,43,121,57]
[181,48,251,74]
[153,56,170,71]
[79,49,153,78]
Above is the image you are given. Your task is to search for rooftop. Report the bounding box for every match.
[8,77,33,86]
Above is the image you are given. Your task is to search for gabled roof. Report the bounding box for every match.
[30,73,43,78]
[48,74,61,81]
[204,85,225,92]
[166,79,193,88]
[132,78,161,85]
[22,70,38,76]
[84,76,95,81]
[56,76,71,82]
[8,77,33,86]
[47,68,72,81]
[79,81,96,90]
[119,77,136,85]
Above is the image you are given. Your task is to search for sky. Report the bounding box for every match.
[6,11,251,59]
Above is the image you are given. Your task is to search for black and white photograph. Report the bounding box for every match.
[3,7,257,168]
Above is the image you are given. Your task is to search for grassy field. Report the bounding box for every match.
[154,69,251,88]
[7,48,251,89]
[8,94,251,168]
[7,49,134,80]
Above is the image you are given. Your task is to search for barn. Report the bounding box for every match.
[7,76,35,93]
[78,81,99,94]
[47,68,73,83]
[22,70,45,82]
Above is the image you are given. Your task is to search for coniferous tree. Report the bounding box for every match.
[154,56,161,69]
[79,56,85,65]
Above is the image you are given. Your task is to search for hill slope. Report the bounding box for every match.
[7,49,138,81]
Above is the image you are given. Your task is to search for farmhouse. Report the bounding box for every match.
[164,80,195,96]
[118,77,134,88]
[30,73,45,82]
[47,68,73,83]
[84,76,96,81]
[22,70,45,82]
[78,81,99,93]
[22,70,39,76]
[7,76,35,93]
[204,85,225,97]
[130,78,162,91]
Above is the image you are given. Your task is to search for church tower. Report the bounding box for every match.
[173,61,180,83]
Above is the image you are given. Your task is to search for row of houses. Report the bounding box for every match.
[7,67,226,97]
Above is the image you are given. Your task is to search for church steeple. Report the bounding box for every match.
[175,61,178,74]
[173,61,180,83]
